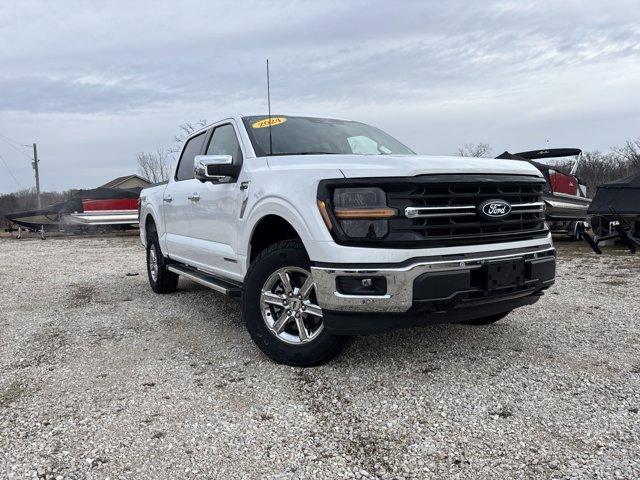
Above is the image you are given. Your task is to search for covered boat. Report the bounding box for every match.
[588,172,640,216]
[578,172,640,254]
[3,204,64,230]
[4,187,141,231]
[496,148,591,239]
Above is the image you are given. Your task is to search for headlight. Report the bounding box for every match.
[331,187,396,238]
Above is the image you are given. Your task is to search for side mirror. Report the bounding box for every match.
[194,155,240,183]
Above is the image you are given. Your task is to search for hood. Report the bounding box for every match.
[267,154,543,179]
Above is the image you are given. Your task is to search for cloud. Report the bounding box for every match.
[0,0,639,192]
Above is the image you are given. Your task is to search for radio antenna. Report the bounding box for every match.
[266,59,273,156]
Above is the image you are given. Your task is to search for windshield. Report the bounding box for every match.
[242,115,415,157]
[531,156,579,168]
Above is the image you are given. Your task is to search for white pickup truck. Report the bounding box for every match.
[139,114,556,366]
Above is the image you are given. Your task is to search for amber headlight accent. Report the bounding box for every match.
[317,200,333,230]
[334,207,396,219]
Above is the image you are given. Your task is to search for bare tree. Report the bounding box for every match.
[134,120,208,184]
[575,143,640,195]
[169,120,208,155]
[613,138,640,172]
[457,142,492,158]
[136,147,172,183]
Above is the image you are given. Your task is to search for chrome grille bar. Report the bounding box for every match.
[404,201,544,218]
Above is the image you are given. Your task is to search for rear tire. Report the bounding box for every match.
[146,232,179,294]
[461,311,511,326]
[242,240,347,367]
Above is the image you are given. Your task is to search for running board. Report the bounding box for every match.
[167,265,242,297]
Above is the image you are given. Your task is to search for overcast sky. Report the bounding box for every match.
[0,0,639,193]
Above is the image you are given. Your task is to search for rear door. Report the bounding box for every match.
[162,131,207,263]
[189,121,246,279]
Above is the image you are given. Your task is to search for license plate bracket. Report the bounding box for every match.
[486,259,525,291]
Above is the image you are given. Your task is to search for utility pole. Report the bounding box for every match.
[32,143,41,209]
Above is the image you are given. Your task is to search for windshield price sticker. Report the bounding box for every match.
[252,117,287,129]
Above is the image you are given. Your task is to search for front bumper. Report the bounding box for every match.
[310,245,555,333]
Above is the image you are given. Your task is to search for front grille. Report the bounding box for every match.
[382,175,548,247]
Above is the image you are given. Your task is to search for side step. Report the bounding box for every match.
[167,265,242,298]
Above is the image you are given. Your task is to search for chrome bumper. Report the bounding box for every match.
[311,245,555,313]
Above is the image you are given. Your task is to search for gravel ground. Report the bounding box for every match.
[1,236,639,479]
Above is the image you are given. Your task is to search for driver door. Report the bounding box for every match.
[189,122,246,279]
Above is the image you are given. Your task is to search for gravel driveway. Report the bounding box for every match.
[1,236,639,479]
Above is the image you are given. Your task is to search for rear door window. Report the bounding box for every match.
[175,132,206,181]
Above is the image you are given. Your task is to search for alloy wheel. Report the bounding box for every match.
[260,266,323,345]
[149,245,159,282]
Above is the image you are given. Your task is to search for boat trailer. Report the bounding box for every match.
[576,210,639,254]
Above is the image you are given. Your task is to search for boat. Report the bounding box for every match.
[579,172,640,254]
[3,205,63,230]
[3,187,141,231]
[496,148,591,239]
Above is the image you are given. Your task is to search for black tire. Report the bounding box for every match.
[590,215,608,237]
[567,222,583,241]
[461,310,511,326]
[146,232,179,294]
[242,240,347,367]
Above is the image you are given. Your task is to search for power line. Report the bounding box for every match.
[0,151,23,189]
[0,131,25,149]
[0,133,32,160]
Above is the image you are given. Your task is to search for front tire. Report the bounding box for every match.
[242,240,347,367]
[146,232,179,294]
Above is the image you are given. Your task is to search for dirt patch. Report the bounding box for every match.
[66,284,97,308]
[0,379,27,407]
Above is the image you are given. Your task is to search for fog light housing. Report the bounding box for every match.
[336,276,387,295]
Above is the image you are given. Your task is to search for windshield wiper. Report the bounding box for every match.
[267,151,339,156]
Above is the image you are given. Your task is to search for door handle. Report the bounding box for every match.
[187,193,200,202]
[163,195,173,203]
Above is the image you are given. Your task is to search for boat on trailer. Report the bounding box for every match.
[3,187,141,232]
[496,148,591,239]
[3,205,63,230]
[578,172,640,254]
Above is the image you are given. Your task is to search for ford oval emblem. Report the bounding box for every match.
[479,199,511,220]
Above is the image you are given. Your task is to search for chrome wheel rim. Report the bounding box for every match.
[149,245,159,282]
[260,266,323,345]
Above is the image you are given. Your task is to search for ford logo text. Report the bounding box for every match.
[479,199,512,220]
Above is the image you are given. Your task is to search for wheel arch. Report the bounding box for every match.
[145,213,157,234]
[247,214,306,264]
[240,196,317,265]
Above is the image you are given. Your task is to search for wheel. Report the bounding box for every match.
[567,222,583,241]
[461,311,511,326]
[590,215,608,237]
[242,240,347,367]
[146,232,179,294]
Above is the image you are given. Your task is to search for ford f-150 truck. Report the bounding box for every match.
[139,114,556,366]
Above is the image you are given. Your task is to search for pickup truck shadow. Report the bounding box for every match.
[180,280,529,367]
[344,321,528,367]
